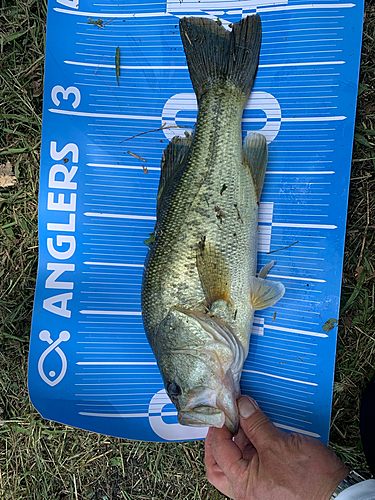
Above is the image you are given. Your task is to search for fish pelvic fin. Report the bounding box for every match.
[249,276,285,310]
[157,135,193,216]
[243,132,268,202]
[196,242,231,307]
[179,15,262,102]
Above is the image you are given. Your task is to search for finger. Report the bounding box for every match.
[205,427,237,499]
[204,427,216,470]
[238,396,286,451]
[206,462,237,499]
[234,426,257,462]
[210,424,248,482]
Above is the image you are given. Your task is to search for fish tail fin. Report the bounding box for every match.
[179,15,262,102]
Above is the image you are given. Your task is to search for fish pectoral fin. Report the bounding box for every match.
[243,132,268,201]
[249,276,285,310]
[258,260,275,279]
[157,135,193,215]
[196,242,230,307]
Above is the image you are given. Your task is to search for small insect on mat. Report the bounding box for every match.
[28,0,364,443]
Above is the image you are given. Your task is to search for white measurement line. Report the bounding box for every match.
[80,411,178,418]
[250,389,314,404]
[92,95,337,102]
[76,403,149,407]
[249,362,315,377]
[274,423,321,438]
[267,274,325,283]
[49,108,162,120]
[272,306,321,317]
[250,379,314,395]
[261,61,345,68]
[272,223,337,229]
[262,38,343,46]
[266,171,335,174]
[64,59,346,70]
[282,116,345,122]
[54,9,172,18]
[260,345,317,357]
[67,61,184,70]
[257,74,339,79]
[255,399,313,414]
[78,412,149,417]
[81,283,141,288]
[79,310,142,315]
[84,261,144,268]
[260,15,343,22]
[82,243,143,248]
[77,342,147,345]
[277,96,338,100]
[263,317,320,328]
[49,106,347,124]
[77,362,156,365]
[263,50,342,58]
[75,374,156,378]
[266,28,342,36]
[268,161,333,164]
[249,352,316,366]
[264,324,328,338]
[258,3,355,13]
[84,212,156,220]
[242,370,318,386]
[76,352,153,356]
[266,411,312,425]
[88,163,160,171]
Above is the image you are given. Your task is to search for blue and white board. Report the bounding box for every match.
[28,0,364,443]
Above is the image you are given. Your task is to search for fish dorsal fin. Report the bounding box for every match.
[157,135,193,215]
[196,242,231,308]
[249,276,285,310]
[243,132,268,201]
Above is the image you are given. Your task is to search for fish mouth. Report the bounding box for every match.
[178,386,239,434]
[178,407,226,429]
[178,406,238,434]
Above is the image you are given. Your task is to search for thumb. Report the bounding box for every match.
[237,396,286,451]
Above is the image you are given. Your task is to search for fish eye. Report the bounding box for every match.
[167,382,181,397]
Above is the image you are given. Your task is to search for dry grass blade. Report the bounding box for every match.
[330,2,375,473]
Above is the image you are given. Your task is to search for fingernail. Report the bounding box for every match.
[238,397,257,419]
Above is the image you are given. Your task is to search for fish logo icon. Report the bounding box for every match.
[38,330,70,387]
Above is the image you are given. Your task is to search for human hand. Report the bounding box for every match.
[205,396,349,500]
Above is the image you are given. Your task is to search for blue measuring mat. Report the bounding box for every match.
[28,0,364,443]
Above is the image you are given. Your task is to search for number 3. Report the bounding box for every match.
[51,85,81,109]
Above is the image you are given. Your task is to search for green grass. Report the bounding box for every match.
[1,0,374,498]
[329,0,375,469]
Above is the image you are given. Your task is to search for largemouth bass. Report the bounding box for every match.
[141,14,285,434]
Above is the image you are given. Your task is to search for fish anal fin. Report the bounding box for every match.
[243,132,268,201]
[196,242,230,308]
[249,276,285,310]
[157,135,193,215]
